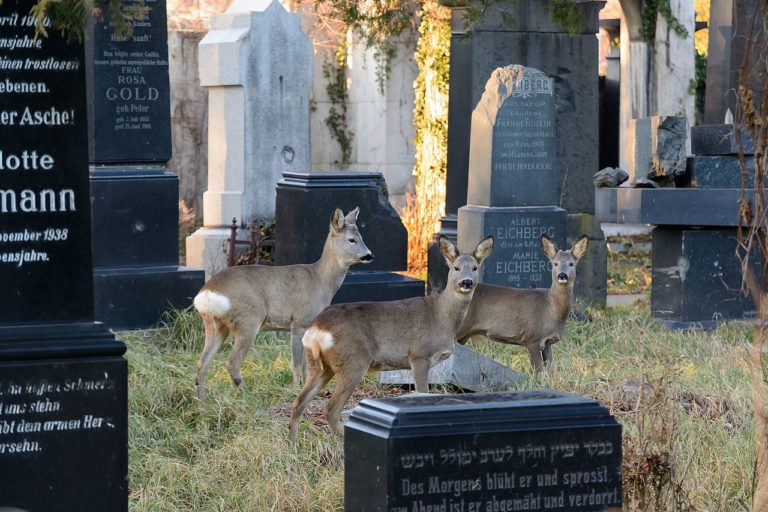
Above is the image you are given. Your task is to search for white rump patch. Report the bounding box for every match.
[302,326,334,352]
[193,290,231,317]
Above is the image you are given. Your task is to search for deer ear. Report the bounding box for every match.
[438,235,459,265]
[330,208,345,233]
[344,207,360,225]
[540,234,558,260]
[571,235,589,260]
[473,235,494,265]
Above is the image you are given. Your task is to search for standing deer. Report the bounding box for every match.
[193,207,373,402]
[288,234,494,442]
[457,234,588,372]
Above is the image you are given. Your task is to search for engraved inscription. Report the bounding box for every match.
[389,433,621,512]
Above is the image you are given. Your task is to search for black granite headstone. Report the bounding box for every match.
[345,391,622,512]
[691,124,755,156]
[275,171,424,303]
[459,206,566,288]
[689,155,755,189]
[467,66,557,207]
[86,0,171,162]
[0,2,127,508]
[84,0,204,329]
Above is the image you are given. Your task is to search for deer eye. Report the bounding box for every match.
[454,266,460,271]
[569,262,574,267]
[554,262,558,266]
[348,238,356,243]
[472,266,477,271]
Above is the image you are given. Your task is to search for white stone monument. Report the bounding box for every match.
[186,0,312,276]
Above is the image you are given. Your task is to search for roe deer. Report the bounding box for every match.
[193,207,373,401]
[456,234,588,372]
[288,235,494,442]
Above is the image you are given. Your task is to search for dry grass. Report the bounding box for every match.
[124,305,756,511]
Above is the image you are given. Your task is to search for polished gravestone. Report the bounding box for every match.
[85,0,203,329]
[466,65,557,207]
[345,391,622,512]
[0,2,127,508]
[275,172,423,303]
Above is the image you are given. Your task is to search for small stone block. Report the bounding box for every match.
[690,155,755,188]
[691,124,755,155]
[344,390,623,512]
[379,343,523,391]
[458,205,566,288]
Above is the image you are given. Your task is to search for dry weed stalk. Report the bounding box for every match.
[735,1,768,510]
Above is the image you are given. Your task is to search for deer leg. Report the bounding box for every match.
[527,345,544,373]
[195,316,229,403]
[290,324,308,387]
[288,361,334,444]
[227,320,260,390]
[325,365,367,435]
[409,358,431,394]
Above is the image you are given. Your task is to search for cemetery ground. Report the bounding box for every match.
[125,301,755,511]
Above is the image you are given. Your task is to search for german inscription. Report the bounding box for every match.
[0,0,95,323]
[90,0,171,162]
[388,431,621,512]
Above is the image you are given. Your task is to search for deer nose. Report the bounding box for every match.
[459,279,474,290]
[557,272,568,281]
[361,253,374,262]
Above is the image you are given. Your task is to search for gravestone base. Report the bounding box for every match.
[379,343,522,391]
[345,390,622,512]
[652,228,759,329]
[91,167,205,329]
[567,214,607,309]
[426,215,457,293]
[0,323,127,511]
[332,272,424,305]
[458,205,566,288]
[94,265,204,330]
[185,227,232,279]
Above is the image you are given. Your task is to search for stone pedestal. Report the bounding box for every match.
[459,206,566,288]
[275,172,424,303]
[186,0,312,277]
[380,343,522,391]
[345,391,622,511]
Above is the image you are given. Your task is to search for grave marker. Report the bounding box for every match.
[345,391,622,511]
[0,1,127,508]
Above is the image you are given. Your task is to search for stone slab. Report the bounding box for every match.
[651,228,759,324]
[689,155,755,189]
[345,389,622,511]
[379,343,522,391]
[90,167,180,268]
[94,265,204,330]
[467,66,557,207]
[86,0,172,163]
[451,0,605,34]
[595,188,749,227]
[691,124,755,155]
[275,171,407,272]
[458,205,567,288]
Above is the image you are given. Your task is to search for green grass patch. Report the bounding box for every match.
[125,306,755,511]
